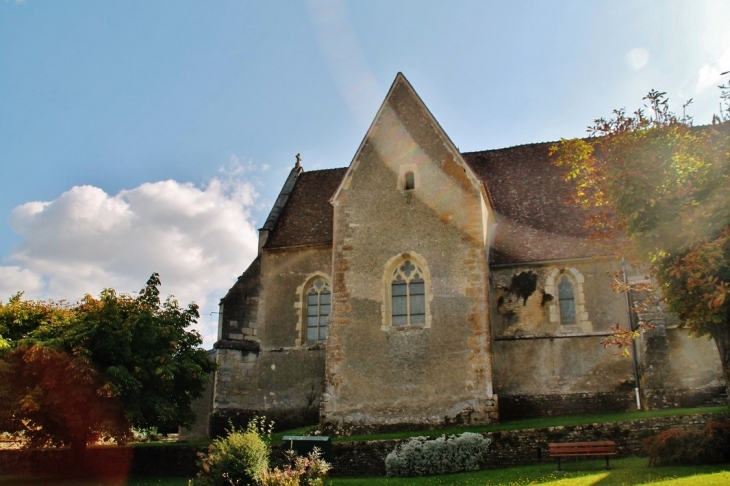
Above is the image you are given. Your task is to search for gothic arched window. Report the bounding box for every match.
[306,278,331,342]
[558,274,576,325]
[391,259,426,325]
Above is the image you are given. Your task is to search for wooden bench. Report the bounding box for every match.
[548,441,617,471]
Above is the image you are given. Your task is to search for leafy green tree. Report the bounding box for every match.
[551,80,730,394]
[0,274,216,463]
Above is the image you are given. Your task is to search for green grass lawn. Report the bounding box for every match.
[3,458,730,485]
[329,457,730,485]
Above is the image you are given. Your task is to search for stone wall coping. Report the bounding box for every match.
[494,332,613,341]
[214,339,260,351]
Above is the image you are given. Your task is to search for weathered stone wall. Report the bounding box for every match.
[324,78,496,433]
[212,256,265,434]
[630,279,726,409]
[260,247,333,348]
[220,256,262,342]
[640,327,725,409]
[491,260,637,417]
[498,391,637,420]
[328,411,730,477]
[211,246,332,434]
[491,260,629,338]
[210,346,325,435]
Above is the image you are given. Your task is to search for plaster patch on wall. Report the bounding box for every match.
[496,271,550,335]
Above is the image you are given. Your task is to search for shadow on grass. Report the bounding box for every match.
[0,476,188,486]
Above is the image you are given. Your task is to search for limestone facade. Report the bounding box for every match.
[207,73,724,436]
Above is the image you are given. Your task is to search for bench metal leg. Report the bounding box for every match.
[605,455,610,470]
[557,457,562,471]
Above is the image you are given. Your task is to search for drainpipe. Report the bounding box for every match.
[622,258,642,410]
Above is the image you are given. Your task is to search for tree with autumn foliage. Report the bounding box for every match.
[551,79,730,394]
[0,274,216,467]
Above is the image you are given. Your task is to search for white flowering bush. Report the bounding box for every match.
[385,432,490,477]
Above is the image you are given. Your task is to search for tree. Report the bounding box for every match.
[0,274,216,466]
[550,79,730,395]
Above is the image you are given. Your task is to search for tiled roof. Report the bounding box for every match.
[462,142,606,265]
[264,168,347,249]
[265,143,607,264]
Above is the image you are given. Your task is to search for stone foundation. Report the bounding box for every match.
[499,391,637,420]
[642,386,727,410]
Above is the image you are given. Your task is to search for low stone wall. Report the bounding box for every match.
[2,412,728,479]
[329,411,730,477]
[643,386,727,410]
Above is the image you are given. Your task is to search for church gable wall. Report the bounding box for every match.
[324,81,495,432]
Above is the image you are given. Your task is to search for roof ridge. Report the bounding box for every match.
[461,140,558,155]
[300,167,348,174]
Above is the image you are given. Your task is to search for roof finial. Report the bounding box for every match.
[295,153,301,169]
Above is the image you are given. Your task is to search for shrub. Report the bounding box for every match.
[132,427,161,442]
[704,420,730,462]
[192,417,273,486]
[259,447,331,486]
[644,420,730,466]
[385,432,490,477]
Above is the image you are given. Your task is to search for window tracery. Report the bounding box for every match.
[306,278,330,342]
[382,253,431,329]
[391,260,426,325]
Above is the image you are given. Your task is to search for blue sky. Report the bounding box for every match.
[1,0,728,347]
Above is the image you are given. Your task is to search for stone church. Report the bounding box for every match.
[206,73,724,437]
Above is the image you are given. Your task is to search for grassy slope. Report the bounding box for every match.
[273,405,728,443]
[4,407,729,485]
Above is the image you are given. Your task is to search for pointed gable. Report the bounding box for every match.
[331,73,489,209]
[256,74,610,261]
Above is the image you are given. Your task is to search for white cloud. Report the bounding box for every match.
[695,46,730,94]
[626,48,650,71]
[0,266,44,299]
[2,173,260,349]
